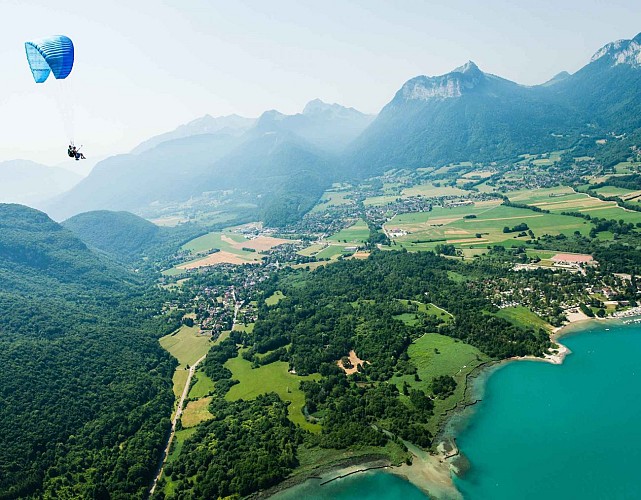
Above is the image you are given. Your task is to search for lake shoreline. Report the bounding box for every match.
[267,310,639,499]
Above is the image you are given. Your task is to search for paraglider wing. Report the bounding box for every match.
[25,35,74,83]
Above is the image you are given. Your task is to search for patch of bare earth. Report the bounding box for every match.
[221,234,293,251]
[241,236,293,251]
[178,251,256,268]
[337,350,369,375]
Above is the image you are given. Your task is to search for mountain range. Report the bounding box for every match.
[0,160,82,208]
[35,32,641,224]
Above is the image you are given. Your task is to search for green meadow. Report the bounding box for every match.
[159,324,211,367]
[181,397,214,428]
[393,300,453,327]
[392,333,490,435]
[315,244,352,260]
[182,231,248,255]
[265,290,285,306]
[327,219,370,242]
[188,371,216,399]
[224,356,321,432]
[495,306,552,331]
[311,190,355,212]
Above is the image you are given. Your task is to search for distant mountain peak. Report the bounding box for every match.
[131,114,255,154]
[302,98,331,114]
[452,60,481,75]
[399,61,485,102]
[302,99,371,119]
[591,34,641,67]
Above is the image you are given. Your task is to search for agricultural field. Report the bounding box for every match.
[385,201,592,251]
[402,182,469,198]
[392,333,490,434]
[614,161,641,174]
[495,306,552,331]
[224,356,321,431]
[159,324,212,367]
[507,187,641,224]
[314,244,355,260]
[462,170,495,179]
[297,243,325,256]
[160,324,213,397]
[592,186,641,199]
[363,194,402,206]
[165,230,294,274]
[181,397,214,428]
[327,219,370,243]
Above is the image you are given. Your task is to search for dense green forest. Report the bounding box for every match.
[0,204,178,498]
[62,210,207,271]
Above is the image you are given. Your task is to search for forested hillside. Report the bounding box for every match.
[0,204,179,498]
[62,210,206,268]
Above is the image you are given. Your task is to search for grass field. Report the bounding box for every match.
[165,230,294,273]
[507,187,641,225]
[327,219,370,243]
[392,333,490,435]
[181,396,214,428]
[394,301,453,327]
[232,322,254,333]
[402,182,469,198]
[166,427,197,464]
[183,231,247,254]
[265,290,285,306]
[188,371,216,398]
[311,190,355,212]
[363,195,401,206]
[159,324,212,368]
[315,244,353,260]
[297,243,325,256]
[170,369,190,399]
[495,306,552,331]
[225,356,321,431]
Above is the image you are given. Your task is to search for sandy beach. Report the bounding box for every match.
[389,441,462,500]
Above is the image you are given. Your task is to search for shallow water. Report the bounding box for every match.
[272,470,429,499]
[454,321,641,499]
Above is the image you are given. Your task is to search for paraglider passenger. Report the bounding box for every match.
[68,144,85,160]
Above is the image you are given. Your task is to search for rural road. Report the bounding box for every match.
[149,289,241,496]
[149,352,206,496]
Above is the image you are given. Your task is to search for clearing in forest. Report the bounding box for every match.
[181,397,214,428]
[392,333,490,435]
[225,356,321,432]
[495,306,552,331]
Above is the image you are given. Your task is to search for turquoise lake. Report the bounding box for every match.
[454,321,641,499]
[276,321,641,499]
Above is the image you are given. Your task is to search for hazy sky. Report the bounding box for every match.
[1,0,639,164]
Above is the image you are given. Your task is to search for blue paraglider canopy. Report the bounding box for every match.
[25,35,74,83]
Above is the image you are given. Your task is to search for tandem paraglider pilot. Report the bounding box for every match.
[25,35,88,162]
[67,144,85,161]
